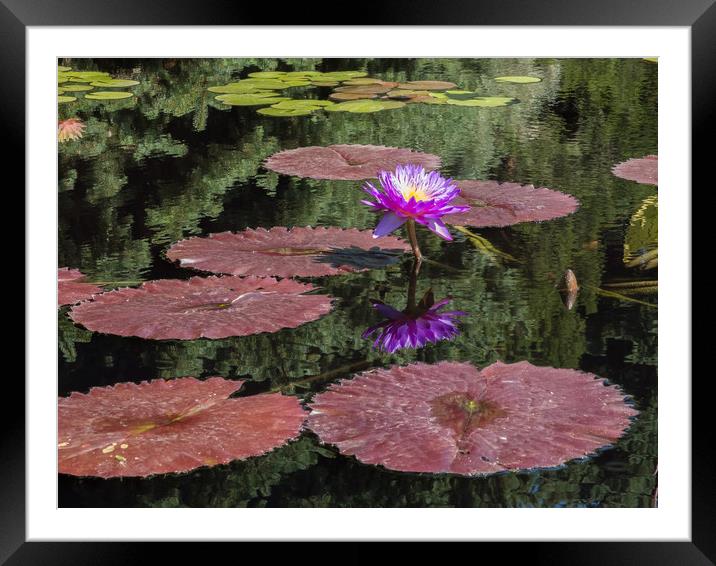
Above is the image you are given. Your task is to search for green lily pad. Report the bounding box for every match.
[322,71,368,80]
[208,83,269,94]
[494,76,542,84]
[643,57,658,63]
[66,71,111,81]
[58,96,77,104]
[60,84,95,92]
[311,81,340,87]
[284,71,324,77]
[89,78,140,88]
[324,99,405,113]
[58,66,72,72]
[215,93,291,106]
[272,99,335,109]
[241,78,311,89]
[257,107,316,117]
[247,71,288,78]
[445,96,517,107]
[57,76,69,84]
[85,91,134,100]
[446,90,474,95]
[58,88,66,94]
[341,78,384,86]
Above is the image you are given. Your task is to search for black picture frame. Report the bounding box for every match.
[7,0,706,563]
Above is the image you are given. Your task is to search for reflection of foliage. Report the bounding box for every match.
[58,57,658,508]
[58,311,93,363]
[60,437,333,508]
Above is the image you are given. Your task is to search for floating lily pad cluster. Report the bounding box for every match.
[59,58,639,482]
[208,69,540,118]
[58,65,139,104]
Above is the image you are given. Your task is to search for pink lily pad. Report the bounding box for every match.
[397,80,458,91]
[58,376,306,478]
[68,276,333,340]
[446,180,580,227]
[58,267,103,307]
[264,144,442,181]
[612,155,658,185]
[166,227,410,278]
[308,361,637,476]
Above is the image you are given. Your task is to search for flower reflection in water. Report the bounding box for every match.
[362,288,466,354]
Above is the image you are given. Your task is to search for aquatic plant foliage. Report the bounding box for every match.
[57,67,139,104]
[58,377,306,478]
[624,195,658,266]
[447,180,580,227]
[166,227,409,278]
[264,144,441,181]
[69,276,333,340]
[308,361,638,475]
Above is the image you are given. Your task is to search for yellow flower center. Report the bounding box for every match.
[401,185,430,202]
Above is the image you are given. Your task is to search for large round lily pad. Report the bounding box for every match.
[58,377,306,478]
[84,91,134,100]
[89,78,140,88]
[329,92,378,101]
[611,155,658,186]
[215,93,290,106]
[494,76,542,83]
[445,96,516,107]
[69,276,333,340]
[264,144,441,180]
[324,100,405,113]
[334,84,392,95]
[166,227,410,278]
[58,268,102,307]
[308,361,638,475]
[397,80,457,90]
[447,180,580,227]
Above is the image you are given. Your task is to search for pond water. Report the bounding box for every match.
[58,58,657,507]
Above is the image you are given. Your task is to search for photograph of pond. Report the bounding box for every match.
[57,57,657,508]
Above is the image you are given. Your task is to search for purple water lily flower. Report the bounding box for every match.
[362,164,470,241]
[362,294,466,354]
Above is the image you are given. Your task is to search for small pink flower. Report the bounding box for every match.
[58,118,85,143]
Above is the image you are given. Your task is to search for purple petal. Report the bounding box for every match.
[373,212,407,238]
[426,218,453,241]
[371,300,404,321]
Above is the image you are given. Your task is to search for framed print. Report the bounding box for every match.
[9,0,706,562]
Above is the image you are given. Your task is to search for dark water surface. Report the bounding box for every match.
[58,58,657,508]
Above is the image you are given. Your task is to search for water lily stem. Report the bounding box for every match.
[406,219,423,264]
